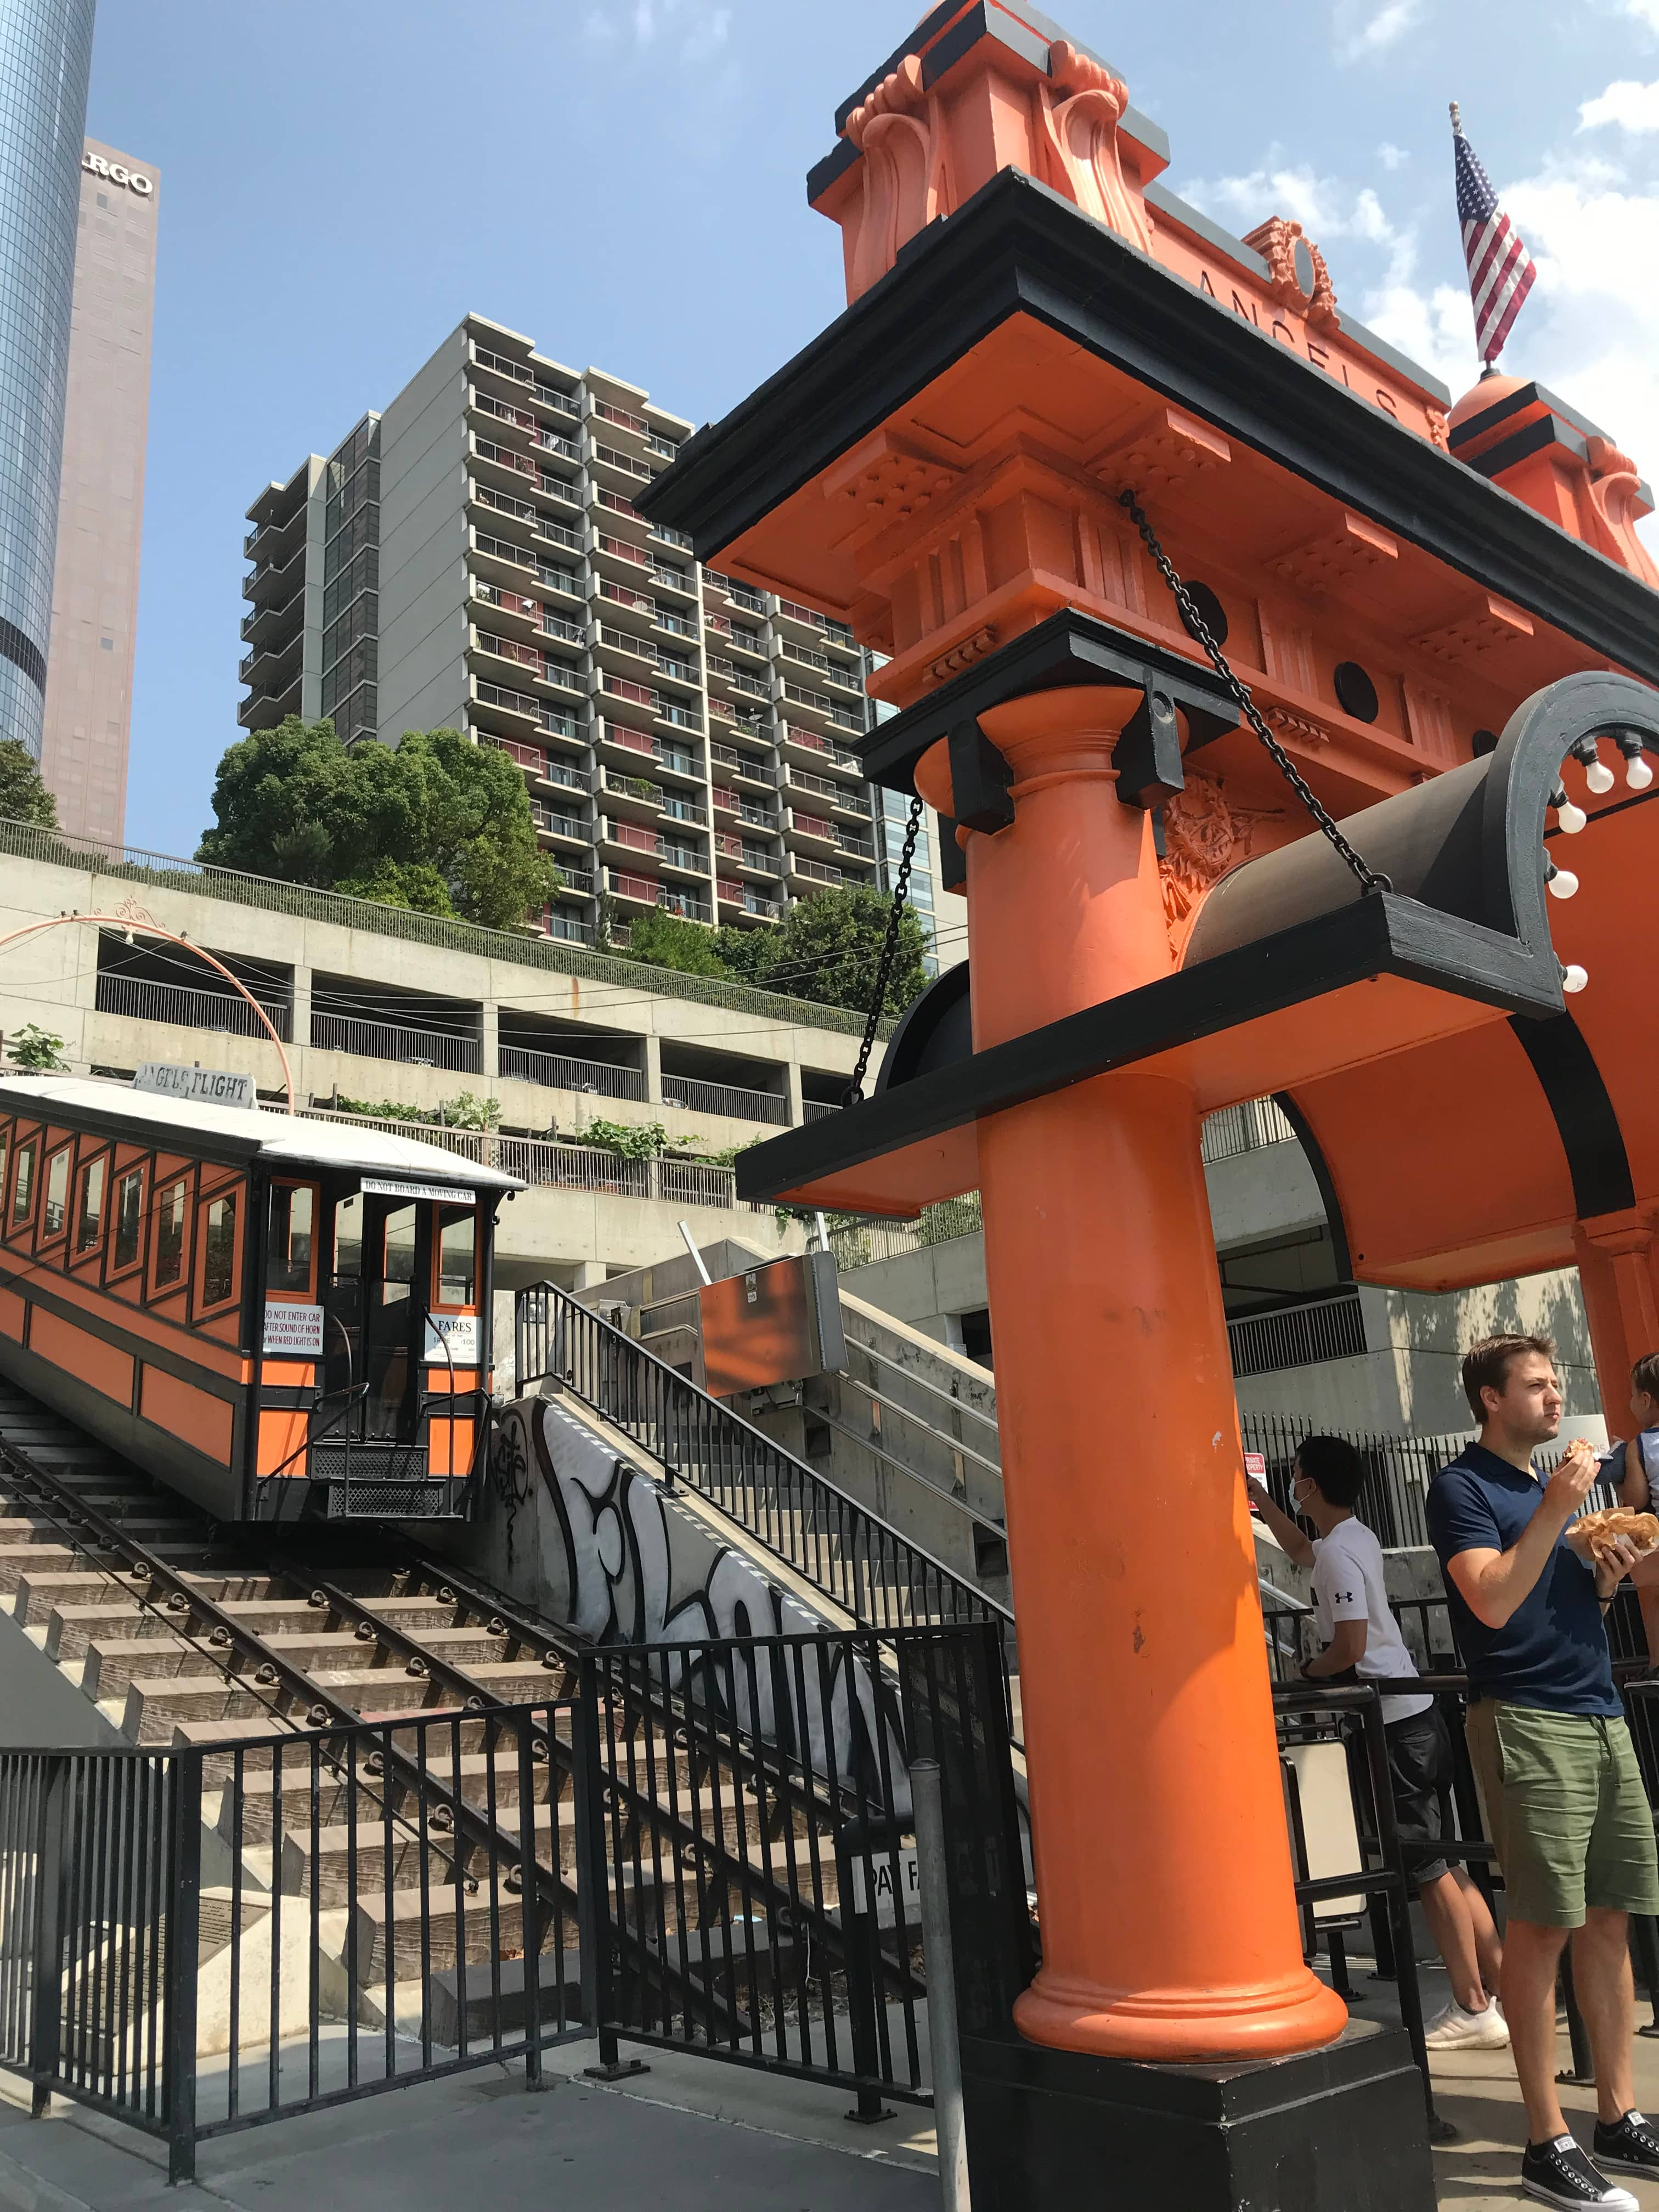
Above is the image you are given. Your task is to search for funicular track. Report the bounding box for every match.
[0,1376,926,2085]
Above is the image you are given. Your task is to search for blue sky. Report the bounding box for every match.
[87,0,1659,858]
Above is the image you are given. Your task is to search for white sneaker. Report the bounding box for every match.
[1423,1995,1511,2049]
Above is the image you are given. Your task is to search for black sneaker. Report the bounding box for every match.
[1593,2109,1659,2176]
[1521,2136,1638,2209]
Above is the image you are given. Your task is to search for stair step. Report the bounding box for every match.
[0,1542,228,1594]
[15,1570,151,1628]
[280,1801,581,1903]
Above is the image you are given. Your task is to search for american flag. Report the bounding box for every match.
[1452,103,1536,366]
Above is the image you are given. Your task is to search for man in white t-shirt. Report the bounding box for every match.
[1250,1431,1508,2050]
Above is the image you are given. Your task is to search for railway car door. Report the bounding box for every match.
[364,1196,423,1442]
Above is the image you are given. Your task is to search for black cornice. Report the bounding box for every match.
[640,167,1659,689]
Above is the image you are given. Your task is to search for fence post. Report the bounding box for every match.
[572,1658,646,2083]
[911,1760,969,2210]
[833,1819,895,2125]
[517,1712,544,2091]
[29,1757,65,2119]
[165,1753,202,2187]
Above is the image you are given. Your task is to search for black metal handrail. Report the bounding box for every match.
[517,1281,1006,1633]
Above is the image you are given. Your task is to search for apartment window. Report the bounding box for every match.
[267,1184,316,1297]
[113,1166,144,1270]
[10,1139,36,1228]
[42,1147,71,1242]
[202,1192,239,1308]
[75,1158,107,1255]
[153,1178,189,1290]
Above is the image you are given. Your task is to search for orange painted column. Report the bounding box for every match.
[916,686,1348,2061]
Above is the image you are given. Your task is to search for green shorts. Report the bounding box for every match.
[1465,1701,1659,1928]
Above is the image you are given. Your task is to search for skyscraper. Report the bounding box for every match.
[0,0,97,761]
[240,315,939,962]
[40,139,160,839]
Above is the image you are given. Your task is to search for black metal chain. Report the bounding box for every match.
[845,791,925,1105]
[1118,488,1391,896]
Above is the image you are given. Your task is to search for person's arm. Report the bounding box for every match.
[1446,1440,1617,1628]
[1620,1435,1650,1511]
[1245,1474,1313,1568]
[1303,1619,1366,1679]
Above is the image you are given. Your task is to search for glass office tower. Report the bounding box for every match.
[0,0,97,758]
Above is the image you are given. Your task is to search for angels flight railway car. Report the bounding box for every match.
[0,1073,523,1521]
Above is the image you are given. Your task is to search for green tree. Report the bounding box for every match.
[764,885,930,1017]
[0,741,59,830]
[196,718,558,930]
[613,905,730,977]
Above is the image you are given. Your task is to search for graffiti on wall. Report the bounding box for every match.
[496,1395,907,1813]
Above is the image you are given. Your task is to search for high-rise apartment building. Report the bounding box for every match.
[0,0,96,761]
[239,316,938,960]
[40,140,160,839]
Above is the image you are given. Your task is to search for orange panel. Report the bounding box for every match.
[29,1308,133,1406]
[428,1420,473,1477]
[140,1365,234,1465]
[0,1288,22,1341]
[699,1260,817,1397]
[257,1407,310,1480]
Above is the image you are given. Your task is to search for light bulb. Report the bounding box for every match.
[1562,963,1589,995]
[1585,757,1616,795]
[1630,754,1654,790]
[1557,800,1587,834]
[1547,866,1578,900]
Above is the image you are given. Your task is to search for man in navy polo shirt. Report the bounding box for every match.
[1429,1333,1659,2210]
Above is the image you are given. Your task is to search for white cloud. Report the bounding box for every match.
[1579,78,1659,131]
[1335,0,1423,64]
[580,0,731,59]
[1623,0,1659,27]
[1378,142,1410,170]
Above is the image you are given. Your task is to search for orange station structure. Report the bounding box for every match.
[641,5,1659,2200]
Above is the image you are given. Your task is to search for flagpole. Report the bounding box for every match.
[1449,99,1462,135]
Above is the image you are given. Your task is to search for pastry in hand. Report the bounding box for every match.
[1575,1506,1659,1561]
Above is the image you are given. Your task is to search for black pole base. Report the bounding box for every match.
[961,2017,1437,2211]
[584,2058,650,2082]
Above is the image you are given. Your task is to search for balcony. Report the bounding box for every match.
[654,608,698,641]
[708,574,766,616]
[528,803,590,848]
[469,387,538,439]
[779,723,862,773]
[535,519,584,557]
[787,855,845,890]
[498,1045,646,1101]
[661,1073,787,1126]
[592,398,649,438]
[240,584,304,647]
[244,547,306,610]
[785,810,836,851]
[592,765,664,819]
[595,486,645,527]
[648,562,695,597]
[472,436,538,487]
[473,578,543,632]
[780,638,831,675]
[644,432,679,461]
[714,834,779,878]
[541,613,585,647]
[599,578,654,618]
[551,865,597,898]
[727,629,768,662]
[593,532,649,574]
[539,912,594,945]
[591,441,653,485]
[659,794,707,830]
[470,482,538,531]
[650,523,694,552]
[716,882,781,922]
[780,763,870,812]
[538,431,580,465]
[94,973,292,1043]
[599,816,663,862]
[311,1012,483,1074]
[833,828,877,862]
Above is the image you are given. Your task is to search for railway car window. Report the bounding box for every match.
[435,1208,476,1308]
[42,1147,70,1241]
[75,1159,106,1254]
[202,1192,238,1307]
[113,1167,144,1269]
[267,1184,315,1295]
[0,1135,8,1209]
[333,1192,362,1278]
[154,1178,188,1289]
[7,1140,30,1227]
[382,1206,417,1305]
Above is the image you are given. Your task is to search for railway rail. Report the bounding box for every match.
[0,1369,951,2164]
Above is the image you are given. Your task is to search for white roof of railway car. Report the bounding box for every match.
[0,1076,526,1193]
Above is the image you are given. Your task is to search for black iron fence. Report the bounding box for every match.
[518,1280,1006,1634]
[0,1626,1019,2177]
[1242,1413,1617,1552]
